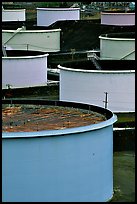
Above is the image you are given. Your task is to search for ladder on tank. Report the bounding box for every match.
[90,53,102,70]
[2,45,7,57]
[3,26,26,49]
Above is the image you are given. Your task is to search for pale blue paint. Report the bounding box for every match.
[2,113,117,202]
[2,114,117,138]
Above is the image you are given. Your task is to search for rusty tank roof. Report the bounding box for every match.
[2,103,106,132]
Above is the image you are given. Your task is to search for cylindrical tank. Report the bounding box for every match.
[58,61,135,113]
[101,11,135,26]
[2,99,117,202]
[2,50,49,88]
[99,32,135,60]
[2,9,26,22]
[2,28,61,52]
[37,7,80,26]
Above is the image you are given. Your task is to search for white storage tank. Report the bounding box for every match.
[2,99,117,202]
[99,32,135,60]
[37,7,80,26]
[2,28,61,52]
[2,9,26,22]
[58,60,135,113]
[101,11,135,26]
[2,50,49,88]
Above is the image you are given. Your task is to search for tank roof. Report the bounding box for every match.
[2,50,47,57]
[2,99,112,133]
[59,60,135,71]
[101,32,135,38]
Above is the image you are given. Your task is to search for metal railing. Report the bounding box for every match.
[120,50,135,60]
[88,52,101,70]
[3,26,26,45]
[2,43,60,51]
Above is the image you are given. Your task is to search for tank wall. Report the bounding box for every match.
[2,32,13,47]
[60,69,135,112]
[2,56,48,88]
[100,38,135,60]
[2,30,61,52]
[101,13,135,26]
[37,9,80,26]
[2,10,26,22]
[2,125,113,202]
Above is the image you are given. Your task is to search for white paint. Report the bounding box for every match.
[113,127,135,131]
[37,7,80,26]
[2,29,61,52]
[99,35,135,60]
[59,65,135,113]
[101,12,135,26]
[2,9,26,22]
[2,54,49,88]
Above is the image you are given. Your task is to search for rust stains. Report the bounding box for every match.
[2,104,106,132]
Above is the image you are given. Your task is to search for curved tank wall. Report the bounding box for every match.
[2,28,61,52]
[37,7,80,26]
[2,9,26,22]
[2,99,117,202]
[101,12,135,26]
[99,33,135,60]
[58,65,135,113]
[2,51,49,88]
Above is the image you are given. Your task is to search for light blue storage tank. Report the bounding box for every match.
[2,100,117,202]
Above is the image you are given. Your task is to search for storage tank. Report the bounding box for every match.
[2,50,49,88]
[58,60,135,113]
[99,32,135,60]
[2,99,117,202]
[2,9,26,22]
[37,7,80,26]
[101,11,135,26]
[2,28,61,52]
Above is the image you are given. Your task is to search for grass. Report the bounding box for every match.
[114,112,135,128]
[116,112,135,122]
[111,152,135,202]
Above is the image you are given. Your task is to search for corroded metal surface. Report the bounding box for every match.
[2,104,106,132]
